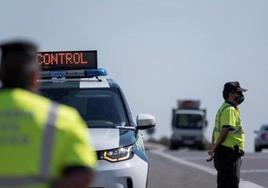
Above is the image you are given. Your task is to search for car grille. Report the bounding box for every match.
[181,136,196,140]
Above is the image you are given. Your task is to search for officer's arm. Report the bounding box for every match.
[53,166,95,188]
[208,127,229,156]
[211,128,215,145]
[213,107,236,149]
[214,126,230,149]
[54,108,97,188]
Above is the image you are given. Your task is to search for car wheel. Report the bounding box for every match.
[255,145,262,152]
[169,141,179,150]
[197,144,205,150]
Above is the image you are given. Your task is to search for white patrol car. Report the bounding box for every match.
[37,50,156,188]
[254,124,268,152]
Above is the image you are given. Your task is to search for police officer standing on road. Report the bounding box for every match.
[208,81,247,188]
[0,41,97,188]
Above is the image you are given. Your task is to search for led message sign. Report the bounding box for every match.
[37,50,97,70]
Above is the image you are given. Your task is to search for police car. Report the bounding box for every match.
[254,124,268,152]
[37,50,156,188]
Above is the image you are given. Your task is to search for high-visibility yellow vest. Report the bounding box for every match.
[0,89,97,188]
[213,102,245,151]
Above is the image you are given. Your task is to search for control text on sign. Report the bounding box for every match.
[37,51,97,70]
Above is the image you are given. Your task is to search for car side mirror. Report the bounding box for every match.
[204,120,208,127]
[136,113,156,130]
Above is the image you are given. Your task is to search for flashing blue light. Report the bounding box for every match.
[85,68,107,77]
[42,68,108,79]
[49,71,67,78]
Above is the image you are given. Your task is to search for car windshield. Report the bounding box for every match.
[262,126,268,131]
[175,114,203,129]
[41,87,128,128]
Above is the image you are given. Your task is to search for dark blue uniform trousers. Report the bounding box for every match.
[213,145,242,188]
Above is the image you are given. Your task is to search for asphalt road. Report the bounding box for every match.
[146,144,268,188]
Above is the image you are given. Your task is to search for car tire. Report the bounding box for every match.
[197,144,205,150]
[255,145,262,152]
[169,141,179,150]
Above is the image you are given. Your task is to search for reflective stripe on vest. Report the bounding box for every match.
[40,102,58,179]
[0,102,59,186]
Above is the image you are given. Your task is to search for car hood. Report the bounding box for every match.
[88,128,136,151]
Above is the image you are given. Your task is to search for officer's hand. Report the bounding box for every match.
[208,144,216,156]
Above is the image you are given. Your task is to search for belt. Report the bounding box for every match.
[216,145,244,157]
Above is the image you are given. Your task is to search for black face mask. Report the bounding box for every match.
[235,93,245,104]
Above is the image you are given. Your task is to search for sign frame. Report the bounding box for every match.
[37,50,97,71]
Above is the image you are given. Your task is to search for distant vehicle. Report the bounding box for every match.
[254,124,268,152]
[169,100,208,150]
[38,50,156,188]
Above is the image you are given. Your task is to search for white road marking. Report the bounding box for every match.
[181,155,268,160]
[181,156,209,160]
[244,156,268,159]
[241,169,268,173]
[151,149,217,175]
[151,149,265,188]
[240,181,266,188]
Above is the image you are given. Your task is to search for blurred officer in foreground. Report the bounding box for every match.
[0,40,97,188]
[208,81,247,188]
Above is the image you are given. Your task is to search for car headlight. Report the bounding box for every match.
[101,145,133,162]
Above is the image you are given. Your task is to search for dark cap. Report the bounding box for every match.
[223,81,247,93]
[0,40,38,70]
[0,40,37,59]
[0,40,38,89]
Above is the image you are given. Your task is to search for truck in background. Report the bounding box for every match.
[169,100,208,150]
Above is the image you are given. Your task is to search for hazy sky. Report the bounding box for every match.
[1,0,268,151]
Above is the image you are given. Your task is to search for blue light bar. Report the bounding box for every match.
[85,68,107,77]
[40,68,107,79]
[49,71,67,78]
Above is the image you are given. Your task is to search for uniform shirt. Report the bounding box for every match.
[213,102,245,151]
[0,89,97,187]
